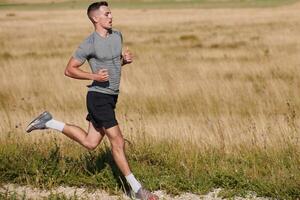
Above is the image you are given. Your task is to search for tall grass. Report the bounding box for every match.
[0,0,297,10]
[0,3,300,199]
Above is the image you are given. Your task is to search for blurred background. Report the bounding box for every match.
[0,0,299,199]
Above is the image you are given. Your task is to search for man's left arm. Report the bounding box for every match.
[121,47,133,66]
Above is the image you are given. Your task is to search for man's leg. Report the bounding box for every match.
[105,125,159,200]
[104,125,131,176]
[62,122,105,150]
[26,111,104,150]
[26,112,158,199]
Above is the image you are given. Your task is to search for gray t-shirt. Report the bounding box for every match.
[73,30,123,95]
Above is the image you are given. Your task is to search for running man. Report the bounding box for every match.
[26,2,159,200]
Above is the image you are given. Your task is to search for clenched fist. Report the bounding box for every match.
[122,47,133,65]
[93,69,109,82]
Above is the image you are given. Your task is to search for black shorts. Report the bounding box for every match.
[86,91,118,130]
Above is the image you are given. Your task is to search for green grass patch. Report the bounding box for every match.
[0,0,298,10]
[0,137,299,199]
[0,189,78,200]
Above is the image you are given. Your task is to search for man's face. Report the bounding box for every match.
[95,6,112,29]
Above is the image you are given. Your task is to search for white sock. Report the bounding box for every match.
[125,173,142,193]
[45,119,65,132]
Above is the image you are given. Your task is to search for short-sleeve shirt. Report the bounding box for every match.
[73,29,123,95]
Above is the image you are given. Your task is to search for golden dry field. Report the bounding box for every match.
[1,3,300,151]
[0,2,300,151]
[1,1,300,198]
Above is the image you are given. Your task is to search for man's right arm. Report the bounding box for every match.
[64,57,109,82]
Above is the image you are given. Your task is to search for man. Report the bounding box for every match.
[26,2,159,200]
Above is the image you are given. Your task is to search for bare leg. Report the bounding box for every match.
[105,125,131,176]
[62,122,105,150]
[63,123,158,199]
[105,125,159,199]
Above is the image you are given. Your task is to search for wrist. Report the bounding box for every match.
[90,73,97,81]
[121,56,126,65]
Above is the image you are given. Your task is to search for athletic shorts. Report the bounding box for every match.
[86,91,118,130]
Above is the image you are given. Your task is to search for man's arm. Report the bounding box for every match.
[64,57,109,82]
[121,47,133,66]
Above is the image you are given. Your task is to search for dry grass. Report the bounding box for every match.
[0,4,300,155]
[0,4,300,198]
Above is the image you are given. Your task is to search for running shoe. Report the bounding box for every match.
[135,188,159,200]
[26,111,52,133]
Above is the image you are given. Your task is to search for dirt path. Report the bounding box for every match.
[0,184,271,200]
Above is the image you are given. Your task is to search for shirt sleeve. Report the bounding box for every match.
[73,38,93,63]
[119,31,123,44]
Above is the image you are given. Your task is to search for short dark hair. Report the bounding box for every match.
[87,1,109,23]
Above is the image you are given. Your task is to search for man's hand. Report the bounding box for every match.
[65,58,109,82]
[93,69,109,82]
[122,47,133,65]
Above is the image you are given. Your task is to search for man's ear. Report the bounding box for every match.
[92,15,98,23]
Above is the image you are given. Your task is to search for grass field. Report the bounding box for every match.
[0,0,300,199]
[0,0,298,10]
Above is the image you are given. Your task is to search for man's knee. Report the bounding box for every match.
[84,140,100,150]
[111,135,125,151]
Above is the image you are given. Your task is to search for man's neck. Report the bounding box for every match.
[95,26,110,38]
